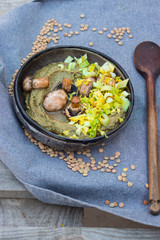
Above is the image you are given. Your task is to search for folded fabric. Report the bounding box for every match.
[0,0,160,227]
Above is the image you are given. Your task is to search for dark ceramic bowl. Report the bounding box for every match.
[13,46,134,151]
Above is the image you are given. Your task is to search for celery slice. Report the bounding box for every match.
[79,59,89,69]
[58,64,64,70]
[121,96,130,112]
[64,56,73,63]
[68,62,76,71]
[115,79,129,89]
[101,85,113,91]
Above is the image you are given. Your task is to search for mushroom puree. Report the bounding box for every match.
[24,55,130,139]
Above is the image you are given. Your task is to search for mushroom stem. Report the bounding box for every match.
[71,96,81,109]
[32,76,49,89]
[64,96,85,118]
[62,78,72,92]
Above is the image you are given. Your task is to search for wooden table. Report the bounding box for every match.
[1,1,160,239]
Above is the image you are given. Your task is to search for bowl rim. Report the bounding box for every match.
[13,45,134,144]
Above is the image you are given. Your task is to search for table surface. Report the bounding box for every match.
[0,1,160,239]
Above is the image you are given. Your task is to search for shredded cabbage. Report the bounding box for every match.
[62,54,131,138]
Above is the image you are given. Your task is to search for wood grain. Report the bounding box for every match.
[0,199,83,227]
[0,0,31,16]
[146,74,160,214]
[0,160,33,198]
[83,208,160,229]
[1,227,160,240]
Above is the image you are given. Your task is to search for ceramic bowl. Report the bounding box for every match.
[13,46,134,151]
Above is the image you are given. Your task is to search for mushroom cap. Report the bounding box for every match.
[71,96,81,109]
[22,76,33,92]
[43,89,68,112]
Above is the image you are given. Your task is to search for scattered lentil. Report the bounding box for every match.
[75,31,79,35]
[109,166,113,170]
[110,30,114,34]
[92,27,97,32]
[143,200,149,205]
[112,169,117,174]
[113,163,118,167]
[86,153,91,157]
[119,202,124,208]
[103,160,108,164]
[121,172,126,177]
[98,148,104,153]
[106,169,111,173]
[131,164,136,170]
[89,42,94,47]
[116,159,121,163]
[107,34,112,38]
[84,26,88,31]
[114,202,118,207]
[118,175,123,181]
[92,167,98,171]
[100,168,106,172]
[83,173,88,177]
[115,152,120,158]
[97,165,102,169]
[105,200,110,205]
[129,34,133,39]
[99,30,103,35]
[123,168,128,172]
[109,203,115,208]
[80,14,85,18]
[110,156,115,160]
[105,164,109,168]
[118,36,123,40]
[118,41,123,46]
[128,182,133,187]
[123,177,128,182]
[103,27,107,31]
[77,151,82,155]
[145,183,149,189]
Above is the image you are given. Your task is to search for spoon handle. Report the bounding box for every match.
[146,74,160,215]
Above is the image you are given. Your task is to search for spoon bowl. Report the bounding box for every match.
[134,41,160,79]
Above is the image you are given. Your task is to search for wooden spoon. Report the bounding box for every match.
[134,41,160,215]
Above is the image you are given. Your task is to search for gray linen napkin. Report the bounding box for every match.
[0,0,160,226]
